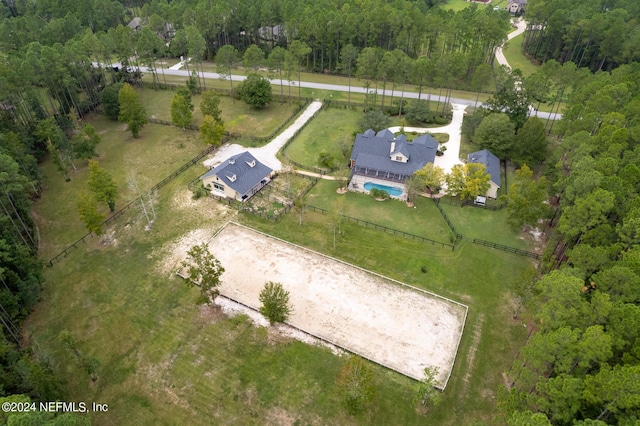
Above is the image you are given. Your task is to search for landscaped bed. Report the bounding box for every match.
[199,222,468,388]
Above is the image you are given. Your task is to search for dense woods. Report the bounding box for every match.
[1,0,640,423]
[523,0,640,71]
[500,62,640,424]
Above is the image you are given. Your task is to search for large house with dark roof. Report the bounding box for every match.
[200,151,273,201]
[348,129,439,199]
[467,149,501,199]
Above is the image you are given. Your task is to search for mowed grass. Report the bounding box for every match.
[29,111,535,424]
[502,33,540,78]
[240,207,532,425]
[136,88,302,139]
[307,180,455,244]
[282,108,361,168]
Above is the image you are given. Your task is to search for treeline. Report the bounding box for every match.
[499,63,640,424]
[523,0,640,72]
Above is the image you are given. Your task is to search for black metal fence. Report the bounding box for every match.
[305,204,455,250]
[435,197,506,210]
[47,141,225,267]
[432,198,462,241]
[472,238,541,259]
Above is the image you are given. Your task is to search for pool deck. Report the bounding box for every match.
[349,175,407,200]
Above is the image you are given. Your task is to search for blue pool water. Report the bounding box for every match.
[364,182,403,197]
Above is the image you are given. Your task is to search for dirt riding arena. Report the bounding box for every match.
[203,222,467,388]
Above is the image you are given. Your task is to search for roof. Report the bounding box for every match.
[128,17,143,30]
[200,151,272,195]
[467,149,501,187]
[350,129,438,177]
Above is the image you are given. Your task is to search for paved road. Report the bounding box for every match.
[127,63,560,121]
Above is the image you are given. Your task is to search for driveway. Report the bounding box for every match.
[202,101,323,171]
[495,18,528,70]
[388,103,468,174]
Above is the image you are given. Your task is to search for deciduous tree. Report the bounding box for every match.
[117,83,146,138]
[513,117,547,166]
[474,113,515,159]
[200,115,225,147]
[414,367,442,412]
[337,355,375,415]
[259,281,292,325]
[76,190,104,236]
[170,92,193,129]
[200,90,222,123]
[237,73,272,108]
[506,165,548,229]
[358,110,391,132]
[87,159,117,211]
[182,243,225,305]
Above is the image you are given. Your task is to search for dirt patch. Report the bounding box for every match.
[265,406,298,426]
[204,223,467,387]
[155,228,218,277]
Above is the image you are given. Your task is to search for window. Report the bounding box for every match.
[213,183,225,192]
[395,156,403,161]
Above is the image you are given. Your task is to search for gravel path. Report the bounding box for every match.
[203,101,323,171]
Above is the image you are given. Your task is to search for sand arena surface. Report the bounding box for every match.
[206,223,467,388]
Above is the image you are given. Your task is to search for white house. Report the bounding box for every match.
[200,151,273,202]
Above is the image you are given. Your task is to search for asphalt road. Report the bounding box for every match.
[128,64,562,121]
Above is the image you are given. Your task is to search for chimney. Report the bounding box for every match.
[390,141,396,155]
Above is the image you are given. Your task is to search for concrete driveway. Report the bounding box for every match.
[388,103,468,174]
[202,101,323,171]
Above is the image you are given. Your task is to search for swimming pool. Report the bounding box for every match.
[363,182,403,197]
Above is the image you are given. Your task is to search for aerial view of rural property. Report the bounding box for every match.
[2,0,640,424]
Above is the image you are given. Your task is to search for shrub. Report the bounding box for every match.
[259,281,292,325]
[318,151,335,168]
[369,188,390,199]
[337,356,375,414]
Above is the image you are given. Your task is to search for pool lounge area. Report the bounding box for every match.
[349,175,406,200]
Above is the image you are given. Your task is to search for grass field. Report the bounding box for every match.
[441,0,507,11]
[136,88,302,139]
[28,107,537,424]
[282,108,361,169]
[307,180,455,244]
[502,33,540,77]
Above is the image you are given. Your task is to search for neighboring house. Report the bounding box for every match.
[467,149,501,199]
[349,128,439,199]
[508,0,527,15]
[127,17,143,31]
[127,17,175,42]
[200,151,273,202]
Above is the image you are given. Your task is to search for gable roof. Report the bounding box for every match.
[467,149,501,187]
[350,129,438,177]
[201,151,272,195]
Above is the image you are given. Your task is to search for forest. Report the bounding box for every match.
[1,0,640,424]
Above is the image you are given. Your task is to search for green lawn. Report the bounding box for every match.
[282,107,361,169]
[28,107,537,425]
[438,197,530,249]
[306,180,455,244]
[502,33,540,78]
[35,115,205,260]
[441,0,506,11]
[137,88,303,139]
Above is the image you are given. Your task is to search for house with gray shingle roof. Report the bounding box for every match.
[200,151,273,201]
[467,149,501,198]
[508,0,527,16]
[348,129,439,199]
